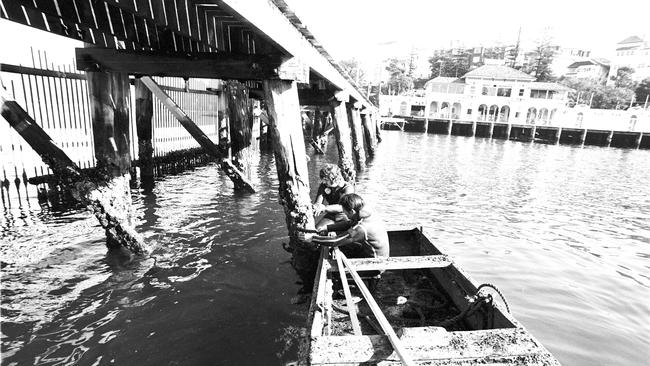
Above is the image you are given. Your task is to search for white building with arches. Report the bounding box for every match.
[381,65,573,126]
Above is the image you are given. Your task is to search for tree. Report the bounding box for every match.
[340,58,366,86]
[384,58,413,95]
[560,78,636,109]
[635,78,650,106]
[428,50,471,78]
[519,29,556,81]
[611,66,637,89]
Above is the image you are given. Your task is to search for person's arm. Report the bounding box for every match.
[313,225,364,248]
[325,220,353,233]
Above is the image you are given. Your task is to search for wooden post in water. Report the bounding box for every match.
[505,123,512,140]
[530,125,537,143]
[1,80,147,254]
[224,80,255,182]
[331,92,357,183]
[488,122,495,139]
[606,130,614,147]
[579,129,587,147]
[134,79,154,184]
[140,77,254,192]
[634,132,643,149]
[557,128,563,145]
[348,102,366,171]
[263,79,318,289]
[360,109,376,158]
[471,121,477,137]
[447,120,453,135]
[83,70,149,254]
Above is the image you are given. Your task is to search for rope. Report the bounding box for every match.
[434,283,511,328]
[476,283,511,313]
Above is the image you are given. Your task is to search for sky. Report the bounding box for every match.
[283,0,650,64]
[1,0,648,76]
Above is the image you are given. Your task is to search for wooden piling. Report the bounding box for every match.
[471,121,477,137]
[488,123,495,139]
[579,129,586,147]
[347,102,366,171]
[360,110,376,158]
[330,93,356,183]
[2,75,146,254]
[606,130,614,147]
[505,124,512,140]
[135,79,154,183]
[224,80,255,182]
[634,132,643,149]
[263,79,318,289]
[140,76,254,192]
[530,125,537,143]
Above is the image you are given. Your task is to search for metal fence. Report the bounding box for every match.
[1,50,221,209]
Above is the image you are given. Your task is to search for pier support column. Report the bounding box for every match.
[530,125,537,143]
[360,109,376,158]
[347,102,366,171]
[135,79,154,185]
[634,132,643,149]
[557,128,563,145]
[579,129,587,147]
[87,70,145,253]
[263,79,318,288]
[488,123,495,139]
[331,93,356,183]
[505,124,512,140]
[224,80,255,183]
[606,130,614,147]
[471,121,477,137]
[447,120,453,135]
[140,77,254,192]
[1,80,146,254]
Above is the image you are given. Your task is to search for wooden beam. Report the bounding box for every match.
[218,0,375,109]
[263,78,318,287]
[347,102,366,171]
[338,250,416,366]
[75,48,282,79]
[310,328,558,365]
[1,76,146,254]
[134,79,154,183]
[330,96,356,183]
[327,255,451,272]
[140,76,255,192]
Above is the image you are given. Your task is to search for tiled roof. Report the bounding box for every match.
[425,77,459,86]
[567,58,610,68]
[618,35,643,44]
[462,65,535,81]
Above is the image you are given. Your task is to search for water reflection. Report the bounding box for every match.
[1,132,649,365]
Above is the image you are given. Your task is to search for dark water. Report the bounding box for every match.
[2,132,649,365]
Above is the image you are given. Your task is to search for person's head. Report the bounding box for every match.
[319,164,344,187]
[339,193,364,220]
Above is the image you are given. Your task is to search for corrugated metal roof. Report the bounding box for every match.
[462,65,535,81]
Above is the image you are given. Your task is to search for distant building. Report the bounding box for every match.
[565,58,610,84]
[381,65,572,125]
[550,47,592,76]
[612,35,650,81]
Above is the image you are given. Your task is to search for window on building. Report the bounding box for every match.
[467,109,472,115]
[530,89,547,98]
[519,89,525,96]
[482,86,497,96]
[515,112,520,118]
[497,87,512,97]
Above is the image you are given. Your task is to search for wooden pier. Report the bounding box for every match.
[1,0,380,263]
[382,116,650,149]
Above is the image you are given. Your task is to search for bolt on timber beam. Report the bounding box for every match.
[139,76,255,193]
[0,81,147,255]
